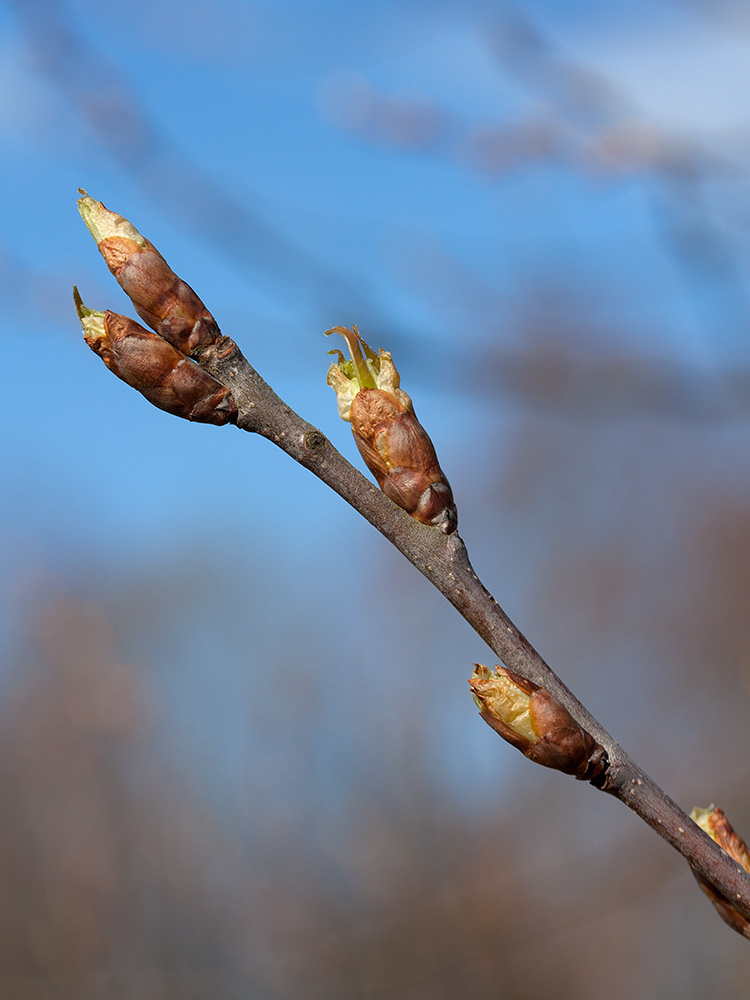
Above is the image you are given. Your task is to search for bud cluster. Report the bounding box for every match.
[326,325,457,533]
[75,191,236,425]
[691,804,750,939]
[469,663,607,781]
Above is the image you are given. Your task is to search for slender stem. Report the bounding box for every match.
[200,337,750,926]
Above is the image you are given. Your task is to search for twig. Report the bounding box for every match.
[74,189,750,936]
[197,334,750,926]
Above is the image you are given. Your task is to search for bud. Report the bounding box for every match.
[326,325,457,532]
[74,288,237,426]
[469,664,607,781]
[690,804,750,939]
[77,189,220,354]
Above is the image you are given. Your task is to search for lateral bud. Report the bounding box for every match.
[690,805,750,939]
[325,324,457,533]
[469,664,607,781]
[74,288,237,426]
[77,189,221,355]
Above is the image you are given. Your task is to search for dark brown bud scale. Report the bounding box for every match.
[98,239,220,355]
[85,310,236,426]
[522,687,605,778]
[350,387,457,532]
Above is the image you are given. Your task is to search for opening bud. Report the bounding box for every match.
[690,805,750,939]
[77,190,220,355]
[74,288,236,426]
[326,325,457,533]
[469,664,607,781]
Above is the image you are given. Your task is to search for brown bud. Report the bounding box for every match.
[77,190,220,354]
[74,289,236,426]
[349,387,455,527]
[691,805,750,939]
[469,664,607,781]
[326,325,457,532]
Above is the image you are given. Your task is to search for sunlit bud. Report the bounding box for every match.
[469,664,607,781]
[690,805,750,939]
[326,325,457,533]
[74,288,236,426]
[77,189,220,354]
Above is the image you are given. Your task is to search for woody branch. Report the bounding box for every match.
[75,190,750,939]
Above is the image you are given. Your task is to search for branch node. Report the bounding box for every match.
[303,429,327,451]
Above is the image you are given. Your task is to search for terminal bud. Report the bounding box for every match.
[77,189,220,354]
[74,288,236,425]
[326,325,457,532]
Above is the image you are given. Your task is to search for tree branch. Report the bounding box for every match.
[74,188,750,937]
[196,334,750,929]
